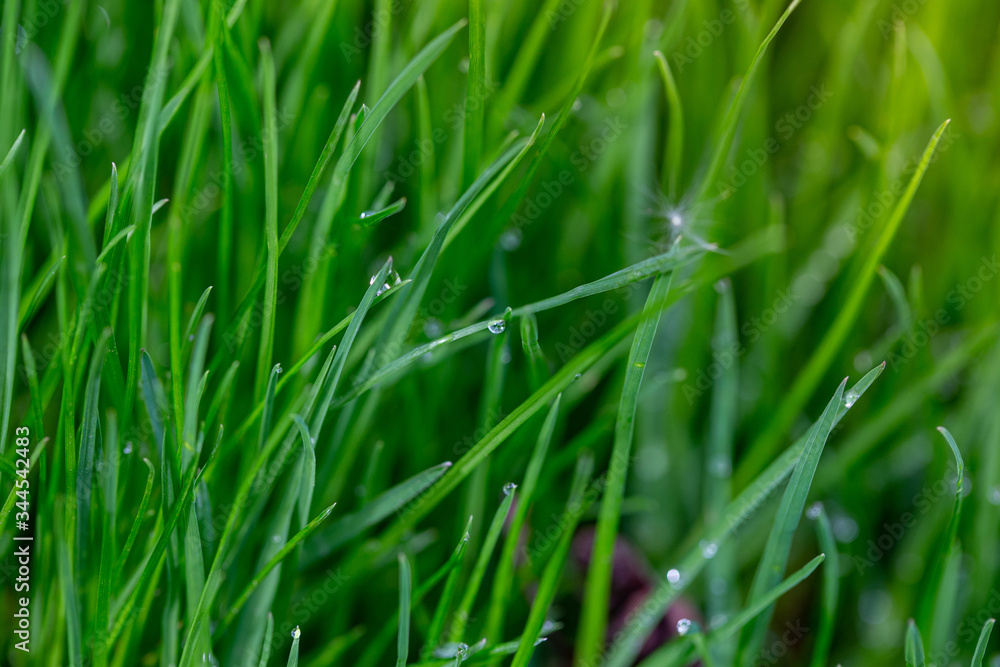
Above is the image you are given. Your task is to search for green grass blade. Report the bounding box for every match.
[510,451,593,667]
[292,415,316,526]
[973,619,995,667]
[578,271,674,666]
[739,119,952,484]
[254,38,280,402]
[449,485,517,642]
[906,619,926,667]
[604,366,882,667]
[653,51,684,199]
[257,613,275,667]
[461,0,485,189]
[397,552,413,667]
[288,626,302,667]
[485,394,561,640]
[218,503,336,631]
[695,0,803,202]
[303,461,451,564]
[809,503,839,667]
[737,377,846,663]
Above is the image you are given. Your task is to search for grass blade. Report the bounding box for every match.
[973,619,995,667]
[397,553,413,667]
[906,619,926,667]
[578,271,674,665]
[809,503,839,667]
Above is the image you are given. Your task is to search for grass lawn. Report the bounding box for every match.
[1,0,999,665]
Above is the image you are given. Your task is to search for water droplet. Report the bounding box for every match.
[676,618,692,635]
[456,642,469,658]
[700,540,718,559]
[832,515,859,543]
[376,282,391,296]
[503,482,517,495]
[291,626,301,639]
[424,318,444,338]
[806,502,823,520]
[500,347,512,364]
[487,318,506,334]
[709,456,731,478]
[666,568,682,585]
[392,271,402,286]
[123,442,133,455]
[369,274,377,285]
[188,334,195,342]
[275,364,283,374]
[669,212,683,228]
[499,229,522,251]
[989,487,1000,506]
[272,535,281,543]
[843,388,860,409]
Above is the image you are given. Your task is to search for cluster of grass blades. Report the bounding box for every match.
[2,0,999,665]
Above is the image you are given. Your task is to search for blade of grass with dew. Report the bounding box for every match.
[578,271,674,666]
[485,394,561,640]
[511,451,594,667]
[254,38,280,402]
[639,554,826,667]
[449,485,517,642]
[287,626,302,667]
[906,619,926,667]
[356,527,472,667]
[604,366,881,667]
[181,260,393,660]
[397,552,413,667]
[738,119,952,485]
[809,503,839,667]
[737,378,846,664]
[973,619,995,667]
[425,517,474,659]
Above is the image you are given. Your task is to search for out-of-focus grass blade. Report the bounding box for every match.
[254,38,279,402]
[696,0,803,202]
[181,286,213,362]
[76,331,109,570]
[973,619,995,667]
[578,272,673,665]
[57,500,84,667]
[0,130,28,456]
[653,51,683,199]
[462,0,485,189]
[511,451,593,667]
[397,553,413,667]
[519,313,549,392]
[94,412,120,667]
[809,503,839,667]
[705,279,738,664]
[303,462,451,564]
[738,378,846,662]
[18,254,64,331]
[739,119,952,483]
[0,128,25,179]
[605,366,882,667]
[292,415,316,526]
[257,613,275,667]
[906,619,926,667]
[485,395,560,639]
[449,485,517,641]
[918,426,964,646]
